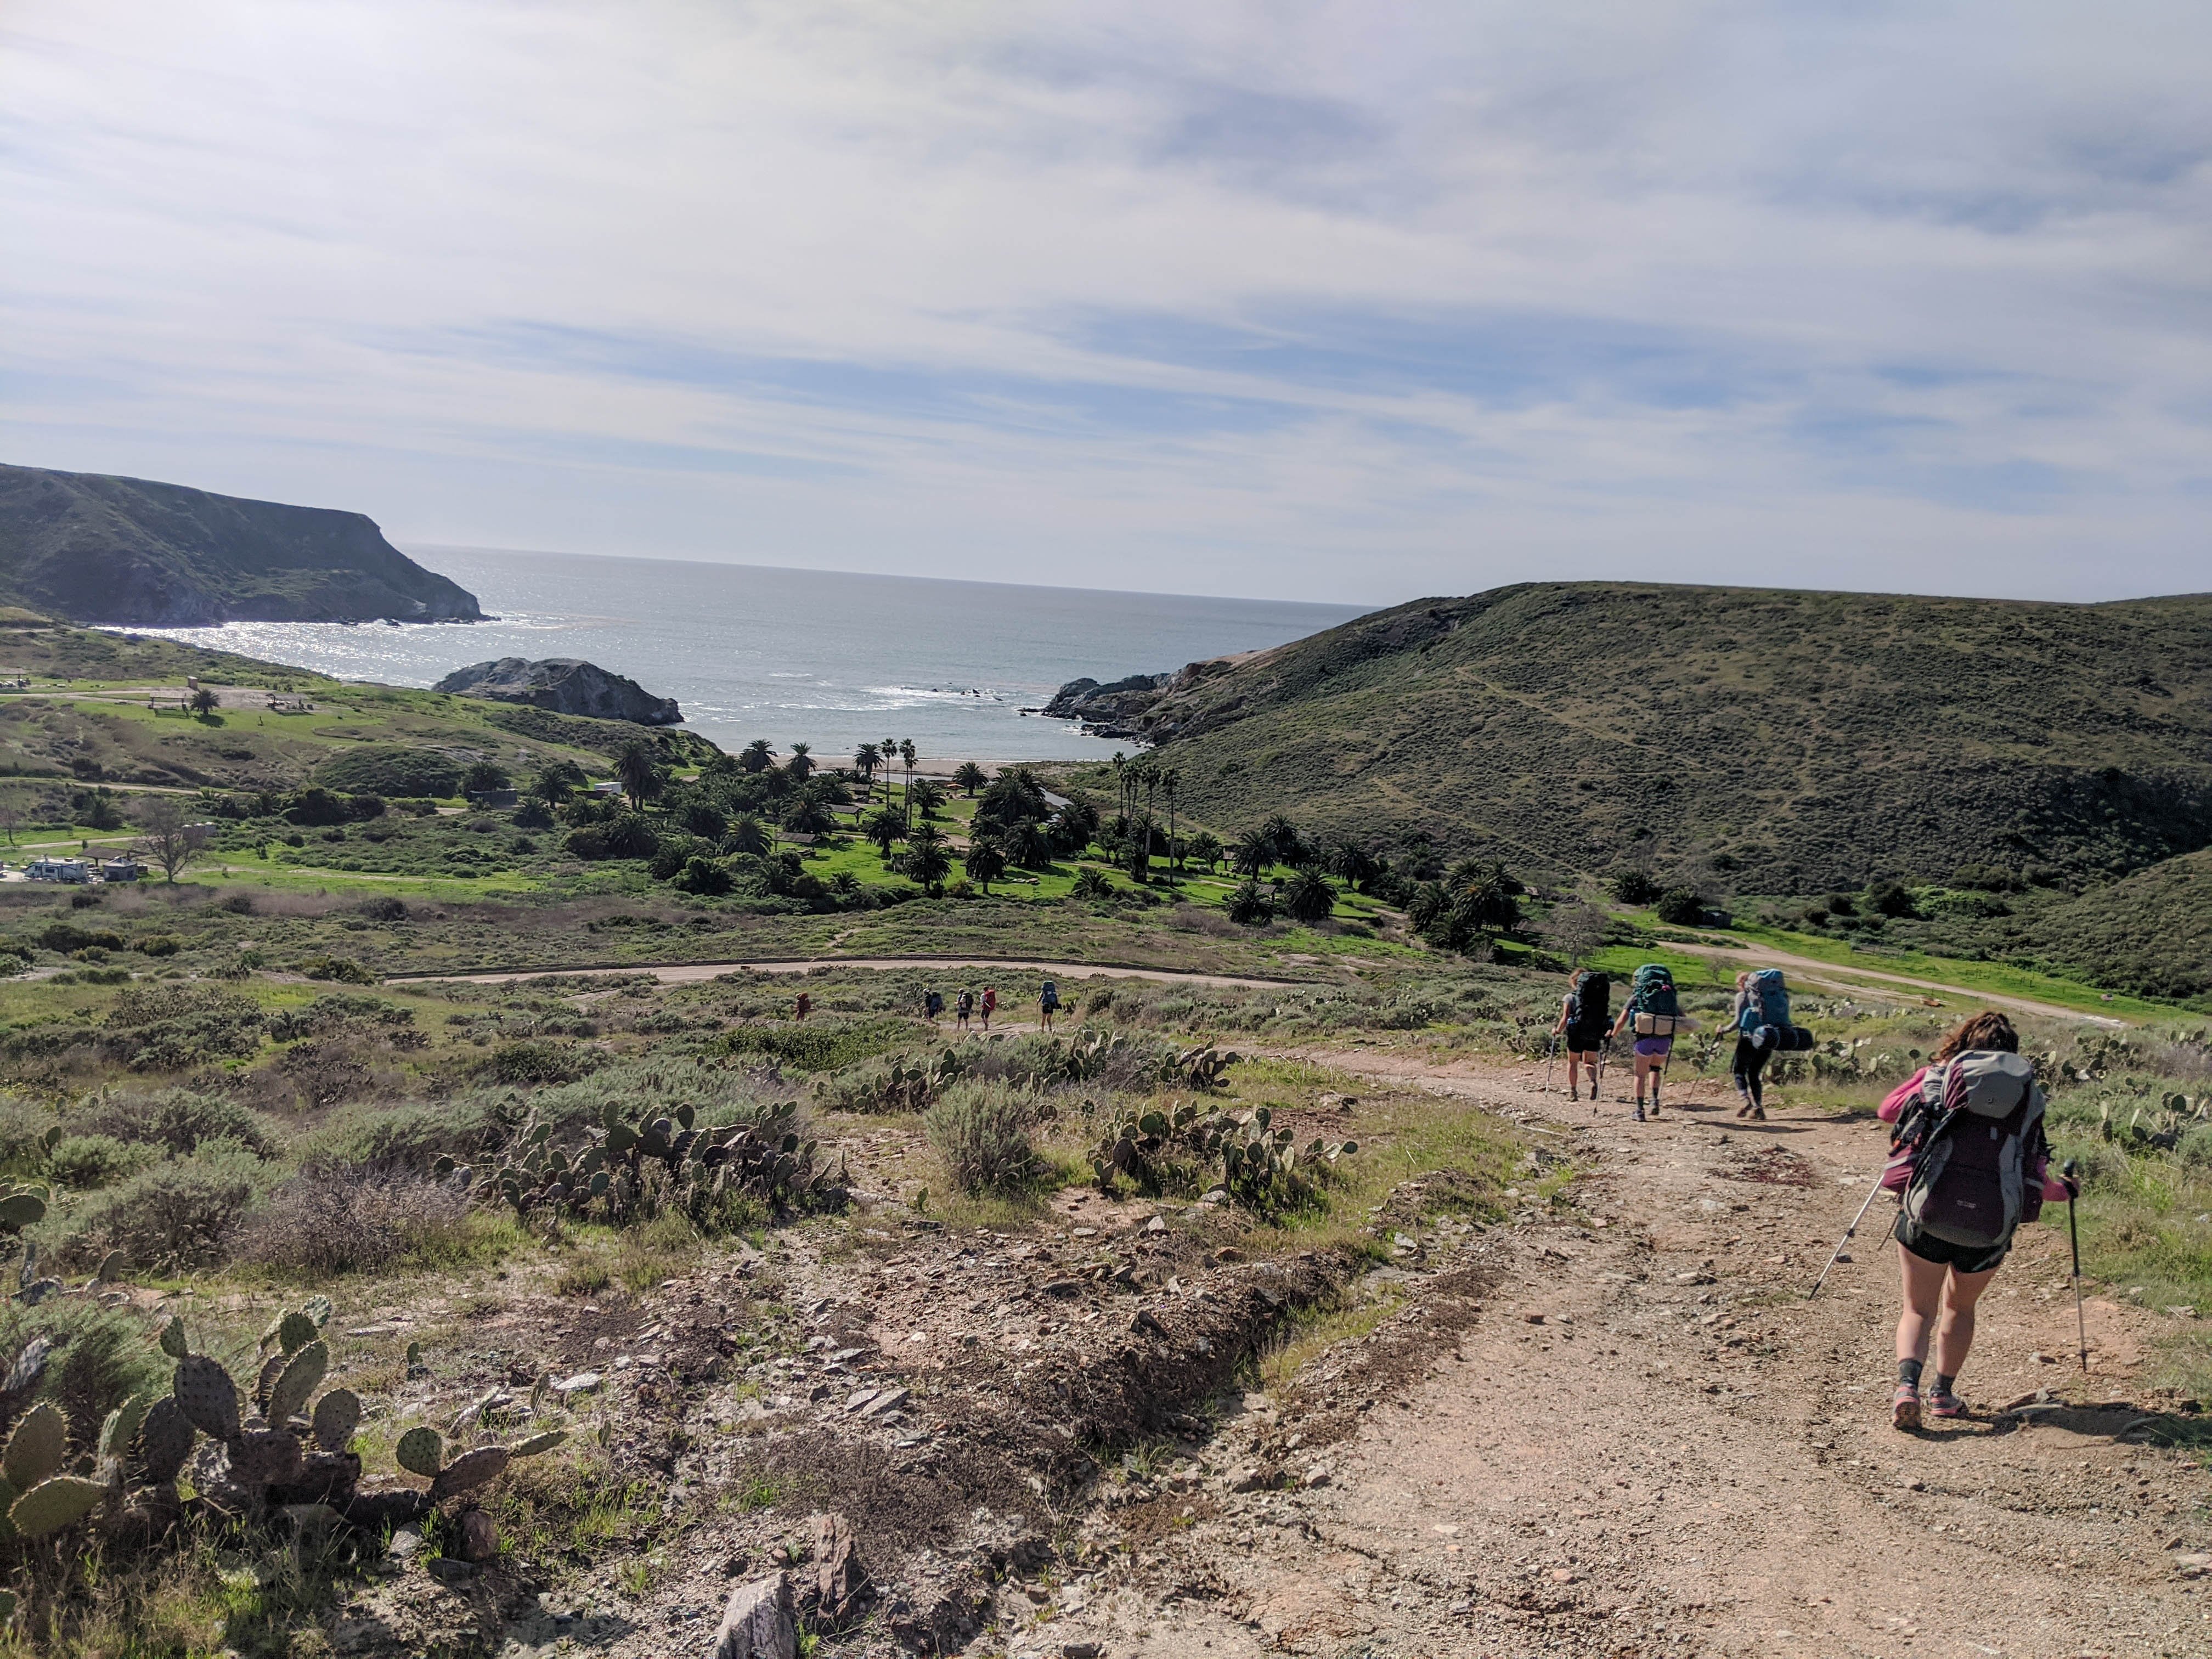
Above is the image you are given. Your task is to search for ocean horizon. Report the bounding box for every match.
[128,545,1372,763]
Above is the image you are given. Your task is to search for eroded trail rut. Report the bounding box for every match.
[1052,1054,2212,1659]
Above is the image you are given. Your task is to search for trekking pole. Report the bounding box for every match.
[1808,1165,1889,1300]
[2063,1160,2088,1378]
[1544,1034,1559,1093]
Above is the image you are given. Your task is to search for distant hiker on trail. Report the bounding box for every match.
[981,986,997,1031]
[924,989,944,1024]
[1553,969,1611,1103]
[956,988,975,1032]
[1730,967,1812,1120]
[1877,1011,2069,1430]
[794,992,811,1022]
[1039,979,1060,1032]
[1611,963,1685,1121]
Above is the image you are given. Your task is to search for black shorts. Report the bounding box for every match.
[1893,1212,2008,1275]
[1564,1026,1607,1054]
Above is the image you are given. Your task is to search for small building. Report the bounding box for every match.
[467,788,520,810]
[26,857,89,883]
[101,859,145,882]
[590,780,624,797]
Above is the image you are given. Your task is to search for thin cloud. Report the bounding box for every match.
[1,1,2207,604]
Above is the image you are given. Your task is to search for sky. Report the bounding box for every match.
[3,2,2209,606]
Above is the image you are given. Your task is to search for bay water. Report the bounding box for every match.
[134,545,1368,762]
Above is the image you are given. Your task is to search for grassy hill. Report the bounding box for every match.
[0,462,481,625]
[1073,582,2212,895]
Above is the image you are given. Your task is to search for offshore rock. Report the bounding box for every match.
[434,657,682,725]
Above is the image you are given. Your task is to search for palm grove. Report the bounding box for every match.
[510,737,1532,958]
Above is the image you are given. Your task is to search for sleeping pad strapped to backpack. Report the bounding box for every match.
[1892,1052,2047,1249]
[1740,967,1816,1051]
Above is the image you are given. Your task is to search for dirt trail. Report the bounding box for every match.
[392,957,1307,991]
[1046,1052,2211,1659]
[1661,938,2129,1029]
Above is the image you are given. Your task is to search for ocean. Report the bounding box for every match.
[132,545,1370,762]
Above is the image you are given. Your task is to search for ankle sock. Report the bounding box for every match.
[1934,1372,1956,1396]
[1897,1358,1924,1390]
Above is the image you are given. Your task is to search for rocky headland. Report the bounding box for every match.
[434,656,683,725]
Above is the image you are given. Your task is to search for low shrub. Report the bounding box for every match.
[234,1166,476,1274]
[923,1080,1041,1195]
[300,956,376,985]
[83,1087,281,1159]
[479,1040,602,1086]
[43,1132,157,1190]
[55,1146,264,1269]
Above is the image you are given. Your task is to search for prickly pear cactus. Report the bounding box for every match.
[428,1444,510,1502]
[395,1426,444,1479]
[2,1401,66,1490]
[133,1396,195,1485]
[172,1353,241,1441]
[267,1340,328,1426]
[8,1474,106,1538]
[227,1427,307,1487]
[311,1389,360,1454]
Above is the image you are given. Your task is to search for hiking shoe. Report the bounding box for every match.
[1891,1386,1922,1431]
[1752,1106,1767,1121]
[1648,1102,1661,1118]
[1736,1101,1753,1118]
[1926,1388,1966,1419]
[1634,1105,1646,1122]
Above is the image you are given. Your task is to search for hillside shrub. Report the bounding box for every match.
[83,1087,280,1158]
[235,1167,476,1274]
[313,744,466,798]
[39,922,126,953]
[1609,868,1662,905]
[44,1132,157,1190]
[130,933,182,956]
[1867,879,1918,918]
[291,1098,504,1171]
[284,787,386,826]
[924,1080,1041,1195]
[300,956,376,985]
[56,1145,263,1269]
[479,1040,602,1086]
[0,1097,57,1175]
[1655,887,1706,926]
[567,814,659,861]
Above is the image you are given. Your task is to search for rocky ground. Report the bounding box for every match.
[329,1052,2210,1659]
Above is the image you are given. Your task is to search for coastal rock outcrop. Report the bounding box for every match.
[433,657,682,725]
[0,462,482,626]
[1038,657,1248,741]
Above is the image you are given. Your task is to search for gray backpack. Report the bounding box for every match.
[1899,1052,2045,1249]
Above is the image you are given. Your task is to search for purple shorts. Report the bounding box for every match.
[1632,1036,1674,1060]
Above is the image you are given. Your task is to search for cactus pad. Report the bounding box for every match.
[100,1393,151,1463]
[429,1444,510,1501]
[253,1352,287,1416]
[510,1429,565,1458]
[227,1427,306,1487]
[0,1192,44,1230]
[8,1475,105,1538]
[2,1402,66,1489]
[134,1397,195,1484]
[311,1388,360,1453]
[395,1426,443,1478]
[94,1249,126,1284]
[173,1355,240,1441]
[268,1340,328,1426]
[276,1311,319,1356]
[158,1317,189,1360]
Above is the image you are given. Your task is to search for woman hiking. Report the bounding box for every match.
[1878,1011,2069,1429]
[1727,971,1771,1120]
[1610,963,1684,1121]
[1551,969,1611,1103]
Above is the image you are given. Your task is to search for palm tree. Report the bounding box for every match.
[899,739,918,829]
[1261,813,1302,867]
[1187,830,1223,874]
[1071,867,1114,901]
[1160,766,1181,884]
[1111,752,1128,820]
[725,814,771,856]
[902,821,951,894]
[953,761,987,797]
[189,686,219,719]
[1282,867,1337,924]
[853,742,881,788]
[963,837,1008,894]
[1227,877,1273,925]
[1125,810,1155,883]
[1005,818,1052,870]
[532,759,587,804]
[1231,827,1273,878]
[786,742,815,781]
[864,807,904,862]
[616,741,664,811]
[910,778,947,821]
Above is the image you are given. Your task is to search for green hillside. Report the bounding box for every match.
[1080,582,2212,895]
[0,462,481,625]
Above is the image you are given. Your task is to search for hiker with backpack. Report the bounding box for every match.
[981,985,997,1031]
[1729,967,1806,1120]
[1878,1011,2070,1429]
[1552,969,1612,1102]
[955,988,975,1032]
[1039,979,1060,1032]
[1610,963,1687,1121]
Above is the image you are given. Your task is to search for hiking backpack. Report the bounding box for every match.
[1629,964,1679,1017]
[1739,968,1812,1048]
[1894,1052,2047,1249]
[1040,980,1059,1011]
[1567,971,1610,1030]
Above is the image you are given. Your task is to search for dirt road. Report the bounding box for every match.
[1045,1052,2210,1659]
[392,957,1306,991]
[1662,938,2129,1029]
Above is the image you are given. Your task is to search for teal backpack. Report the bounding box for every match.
[1629,964,1680,1017]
